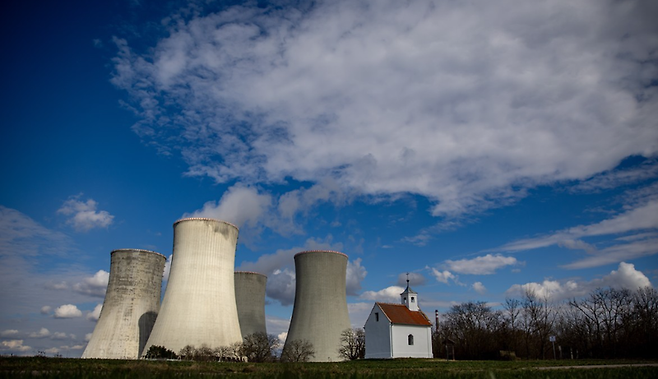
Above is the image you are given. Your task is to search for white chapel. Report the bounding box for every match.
[363,279,433,359]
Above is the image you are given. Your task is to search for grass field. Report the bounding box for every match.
[1,357,657,378]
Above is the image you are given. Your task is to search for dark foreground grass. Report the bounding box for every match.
[1,357,656,379]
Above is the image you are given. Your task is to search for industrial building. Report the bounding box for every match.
[234,271,268,337]
[142,218,243,355]
[282,250,352,362]
[82,249,166,359]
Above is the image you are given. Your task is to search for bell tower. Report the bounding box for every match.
[400,273,419,311]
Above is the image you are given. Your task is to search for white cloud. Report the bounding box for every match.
[265,315,290,344]
[40,306,52,315]
[360,286,404,303]
[1,329,19,337]
[0,339,31,353]
[52,332,69,340]
[570,160,658,193]
[266,268,296,306]
[113,0,658,222]
[0,205,74,258]
[427,268,458,285]
[29,327,51,338]
[445,254,518,275]
[185,184,271,229]
[186,181,351,240]
[495,198,658,268]
[563,236,658,269]
[346,258,367,296]
[85,333,92,342]
[57,195,114,232]
[277,332,287,345]
[53,304,82,319]
[72,270,109,297]
[506,262,652,301]
[348,302,374,328]
[596,262,652,290]
[86,304,102,322]
[472,282,486,294]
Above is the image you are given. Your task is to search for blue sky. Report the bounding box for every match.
[1,0,657,357]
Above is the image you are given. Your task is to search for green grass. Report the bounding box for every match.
[1,357,656,378]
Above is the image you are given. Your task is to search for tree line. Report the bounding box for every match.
[145,329,366,362]
[433,286,657,360]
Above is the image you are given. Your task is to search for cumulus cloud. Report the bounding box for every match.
[348,302,374,328]
[0,329,19,337]
[360,286,404,303]
[51,332,69,340]
[29,327,51,338]
[472,282,486,294]
[113,0,658,223]
[445,254,519,275]
[0,339,31,353]
[346,258,367,296]
[506,262,652,301]
[265,268,296,306]
[53,304,82,319]
[72,270,109,297]
[57,195,114,232]
[598,262,652,290]
[427,268,459,285]
[86,304,102,322]
[186,181,351,240]
[185,184,271,229]
[40,306,52,315]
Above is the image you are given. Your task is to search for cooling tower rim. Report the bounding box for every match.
[111,248,166,260]
[173,217,239,230]
[294,250,348,259]
[234,271,268,278]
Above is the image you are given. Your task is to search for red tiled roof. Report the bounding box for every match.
[376,303,432,326]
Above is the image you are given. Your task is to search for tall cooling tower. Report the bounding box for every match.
[234,271,267,337]
[82,249,165,359]
[282,250,351,362]
[143,218,243,355]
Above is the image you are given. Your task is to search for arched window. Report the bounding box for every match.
[408,334,414,345]
[411,296,415,302]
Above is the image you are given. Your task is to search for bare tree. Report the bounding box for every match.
[179,345,195,360]
[521,290,555,359]
[214,342,244,362]
[443,301,502,359]
[281,339,315,362]
[241,332,280,362]
[338,328,365,360]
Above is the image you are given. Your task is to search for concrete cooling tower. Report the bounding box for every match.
[143,218,243,355]
[234,271,268,337]
[282,250,352,362]
[82,249,166,359]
